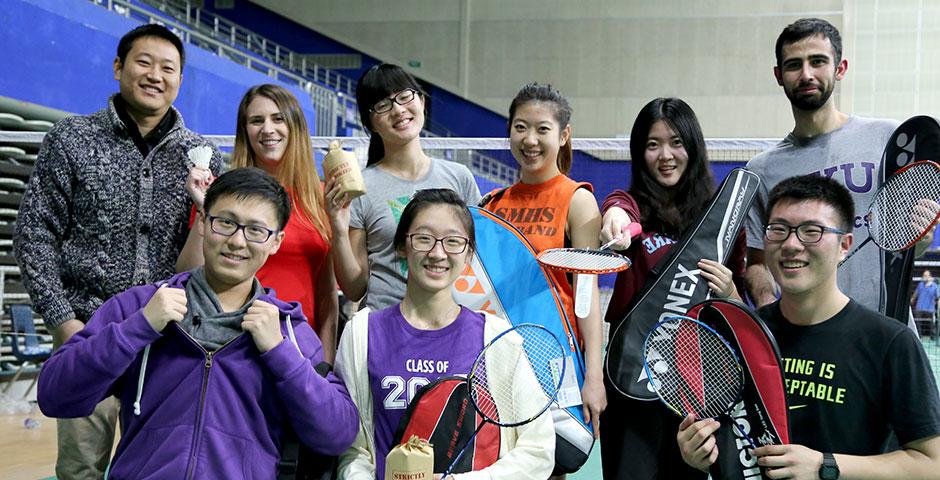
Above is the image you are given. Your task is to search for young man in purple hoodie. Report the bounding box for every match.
[37,167,359,479]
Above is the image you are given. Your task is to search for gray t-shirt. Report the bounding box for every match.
[744,116,900,313]
[349,158,481,310]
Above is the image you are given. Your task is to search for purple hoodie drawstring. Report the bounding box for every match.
[133,293,303,416]
[134,283,169,416]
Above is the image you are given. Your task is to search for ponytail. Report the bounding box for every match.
[558,139,573,175]
[366,134,385,167]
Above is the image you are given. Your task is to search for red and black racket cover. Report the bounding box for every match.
[880,116,940,322]
[392,376,500,474]
[687,299,789,480]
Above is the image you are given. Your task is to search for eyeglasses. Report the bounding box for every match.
[369,89,418,114]
[764,222,847,244]
[407,233,469,254]
[208,215,277,243]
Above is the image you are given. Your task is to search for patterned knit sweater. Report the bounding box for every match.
[13,95,222,329]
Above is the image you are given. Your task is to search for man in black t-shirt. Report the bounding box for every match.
[678,175,940,479]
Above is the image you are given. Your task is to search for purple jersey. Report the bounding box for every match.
[368,304,485,478]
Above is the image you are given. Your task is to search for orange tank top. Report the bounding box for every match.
[483,174,593,342]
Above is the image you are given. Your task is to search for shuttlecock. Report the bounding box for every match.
[186,145,213,170]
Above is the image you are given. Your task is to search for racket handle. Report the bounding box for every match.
[575,273,592,318]
[623,222,643,238]
[735,422,757,449]
[600,223,644,251]
[442,420,486,478]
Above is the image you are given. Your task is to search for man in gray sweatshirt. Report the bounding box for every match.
[14,23,221,479]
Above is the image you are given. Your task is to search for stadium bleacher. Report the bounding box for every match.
[0,97,67,388]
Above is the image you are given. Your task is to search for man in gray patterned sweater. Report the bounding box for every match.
[13,24,221,479]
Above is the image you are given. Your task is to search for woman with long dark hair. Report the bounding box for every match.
[598,98,745,480]
[326,64,480,311]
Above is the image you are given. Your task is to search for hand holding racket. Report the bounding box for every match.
[440,323,565,478]
[841,160,940,265]
[600,206,643,251]
[643,315,758,448]
[536,223,639,275]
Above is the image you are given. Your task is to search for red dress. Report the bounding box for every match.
[256,197,330,329]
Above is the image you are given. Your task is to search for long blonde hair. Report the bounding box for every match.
[232,84,330,240]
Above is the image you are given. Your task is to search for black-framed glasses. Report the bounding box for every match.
[208,215,277,243]
[764,222,847,244]
[369,89,418,114]
[407,233,469,254]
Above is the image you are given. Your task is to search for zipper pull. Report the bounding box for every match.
[205,352,213,369]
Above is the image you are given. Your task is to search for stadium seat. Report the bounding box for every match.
[1,304,51,399]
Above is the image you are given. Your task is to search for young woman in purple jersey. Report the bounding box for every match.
[334,188,554,480]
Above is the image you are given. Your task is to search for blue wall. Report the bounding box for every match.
[0,0,315,135]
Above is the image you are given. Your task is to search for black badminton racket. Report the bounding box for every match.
[642,315,757,448]
[841,160,940,265]
[441,323,565,477]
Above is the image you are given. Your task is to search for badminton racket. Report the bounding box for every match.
[643,315,757,448]
[537,223,642,275]
[841,160,940,265]
[538,223,642,318]
[441,323,565,477]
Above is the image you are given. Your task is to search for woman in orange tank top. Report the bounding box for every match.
[483,83,606,440]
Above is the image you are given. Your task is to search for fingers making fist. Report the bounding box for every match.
[600,207,634,251]
[911,198,940,234]
[185,167,214,211]
[753,444,824,480]
[142,286,188,333]
[324,177,352,232]
[698,259,739,300]
[676,415,721,473]
[241,300,284,353]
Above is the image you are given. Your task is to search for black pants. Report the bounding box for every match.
[600,377,707,480]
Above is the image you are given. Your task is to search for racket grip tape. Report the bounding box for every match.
[623,222,643,238]
[575,273,591,318]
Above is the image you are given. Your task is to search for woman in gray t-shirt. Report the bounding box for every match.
[325,64,480,311]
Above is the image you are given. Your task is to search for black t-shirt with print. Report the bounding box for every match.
[759,300,940,454]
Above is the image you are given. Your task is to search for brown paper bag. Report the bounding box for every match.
[323,140,366,200]
[385,435,434,480]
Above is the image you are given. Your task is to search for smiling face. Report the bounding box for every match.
[398,204,472,296]
[774,34,847,111]
[244,95,290,166]
[764,199,852,300]
[509,101,570,182]
[369,89,425,148]
[199,194,284,291]
[643,120,688,188]
[113,36,182,120]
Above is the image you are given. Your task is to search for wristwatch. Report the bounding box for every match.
[819,452,840,479]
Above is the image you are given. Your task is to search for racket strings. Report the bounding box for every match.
[869,162,940,250]
[645,319,743,419]
[468,325,564,426]
[537,248,631,274]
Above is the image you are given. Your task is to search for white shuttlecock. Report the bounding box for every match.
[186,145,213,170]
